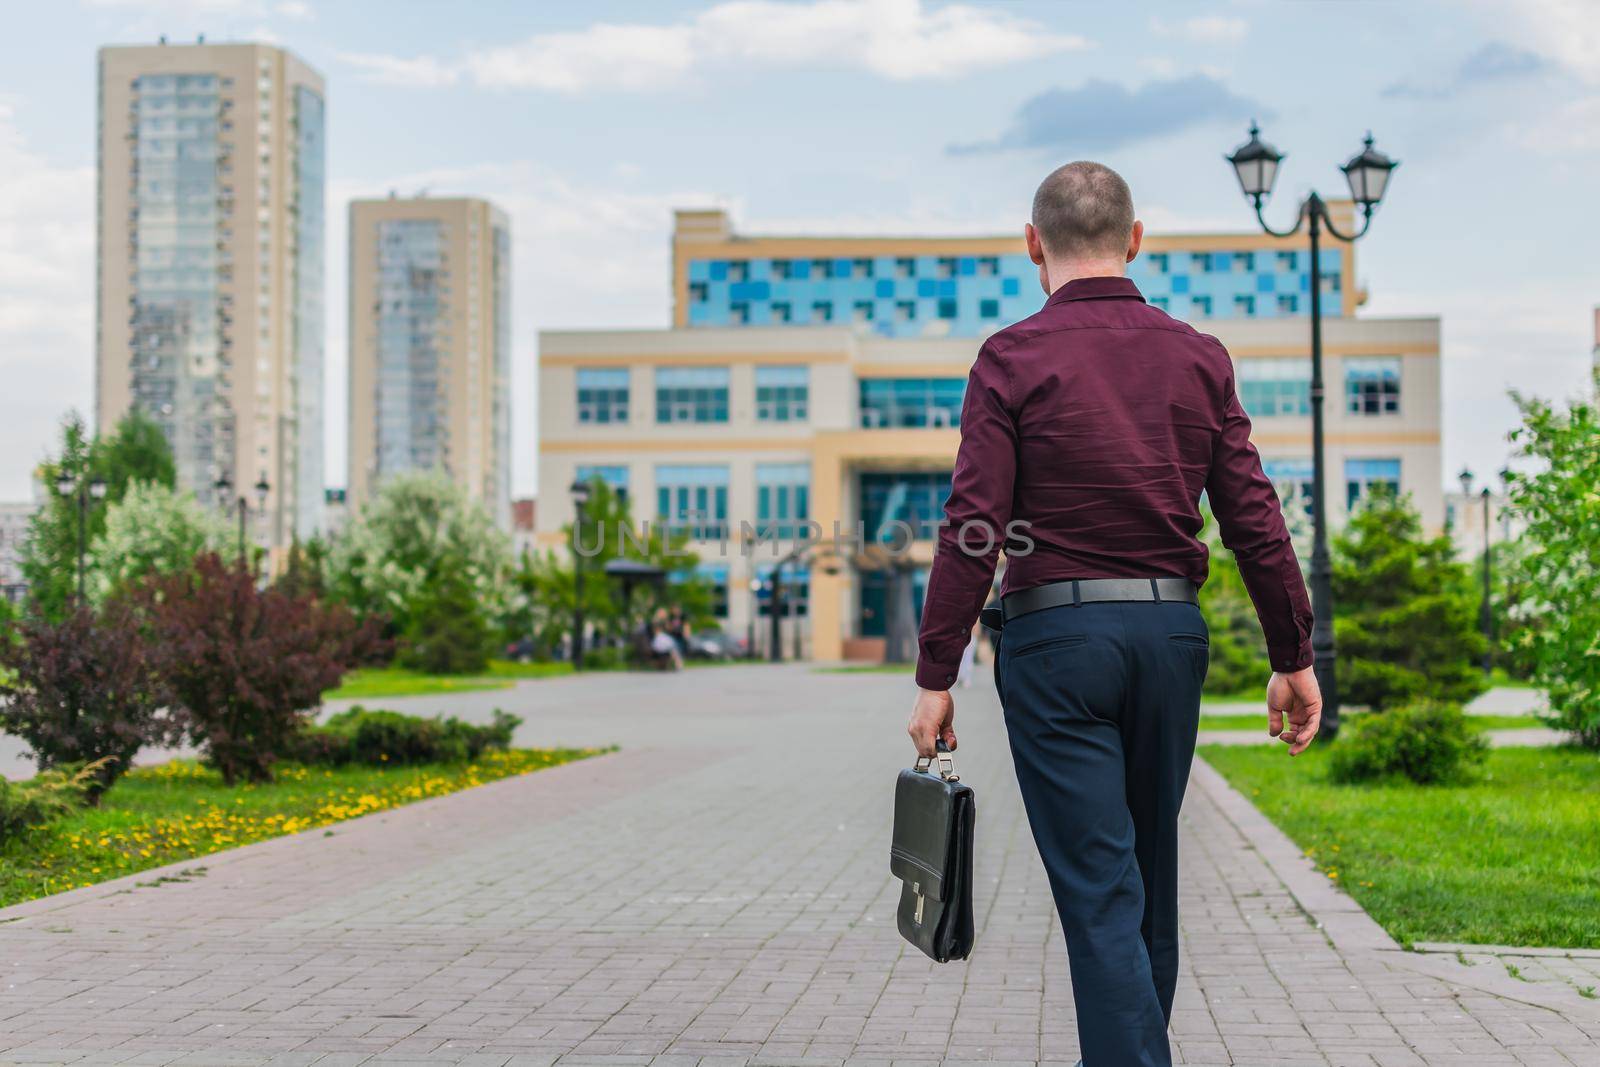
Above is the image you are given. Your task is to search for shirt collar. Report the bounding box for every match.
[1044,275,1145,308]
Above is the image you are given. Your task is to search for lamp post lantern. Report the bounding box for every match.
[569,479,593,671]
[56,472,107,604]
[215,472,267,566]
[1225,123,1399,739]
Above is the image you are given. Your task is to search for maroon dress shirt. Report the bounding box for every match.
[914,275,1315,691]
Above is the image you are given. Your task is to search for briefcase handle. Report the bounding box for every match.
[913,738,959,781]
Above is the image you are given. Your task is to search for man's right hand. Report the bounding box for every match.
[1267,667,1322,756]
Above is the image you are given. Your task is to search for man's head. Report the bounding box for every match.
[1025,161,1143,291]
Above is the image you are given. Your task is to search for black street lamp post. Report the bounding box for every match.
[1459,467,1495,674]
[569,479,592,671]
[55,472,107,604]
[1226,123,1399,739]
[214,472,270,567]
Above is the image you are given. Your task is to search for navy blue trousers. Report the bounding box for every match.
[996,600,1207,1067]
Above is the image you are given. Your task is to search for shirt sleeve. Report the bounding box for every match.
[1205,361,1315,672]
[915,342,1017,690]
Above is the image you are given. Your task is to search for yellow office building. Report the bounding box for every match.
[538,208,1441,661]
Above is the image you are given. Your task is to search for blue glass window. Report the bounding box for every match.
[1346,458,1401,509]
[979,298,1000,319]
[757,563,810,617]
[1171,275,1190,294]
[859,472,952,541]
[756,462,811,538]
[1148,253,1169,274]
[575,465,629,492]
[771,301,792,323]
[1191,295,1212,316]
[812,301,833,323]
[1002,277,1021,297]
[655,366,729,423]
[656,464,729,538]
[1234,295,1256,316]
[1277,294,1298,314]
[894,257,916,279]
[689,281,708,303]
[1263,458,1315,513]
[683,562,729,617]
[1238,358,1310,417]
[755,365,808,422]
[853,300,875,323]
[577,368,629,424]
[937,298,958,320]
[1345,357,1401,415]
[860,378,965,428]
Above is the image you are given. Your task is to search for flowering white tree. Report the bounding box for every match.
[88,481,232,601]
[328,471,515,630]
[1506,392,1600,748]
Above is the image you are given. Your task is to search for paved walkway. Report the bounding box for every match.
[2,667,1596,1065]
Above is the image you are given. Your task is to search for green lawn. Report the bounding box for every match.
[1198,711,1540,733]
[0,747,605,908]
[1201,744,1600,948]
[325,660,576,699]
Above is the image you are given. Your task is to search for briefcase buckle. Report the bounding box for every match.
[912,881,925,925]
[913,749,958,782]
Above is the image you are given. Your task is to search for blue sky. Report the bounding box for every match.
[2,0,1597,500]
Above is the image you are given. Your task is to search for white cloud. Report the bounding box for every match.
[1150,14,1248,44]
[1512,93,1600,153]
[468,23,696,93]
[345,0,1090,93]
[0,101,96,498]
[1493,0,1600,83]
[338,51,461,88]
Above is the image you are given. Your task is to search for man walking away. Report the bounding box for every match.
[906,162,1323,1067]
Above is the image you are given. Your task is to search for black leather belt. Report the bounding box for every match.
[1001,577,1198,622]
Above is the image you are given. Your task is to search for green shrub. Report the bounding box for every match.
[291,707,521,766]
[1328,702,1488,785]
[398,566,495,675]
[0,762,100,842]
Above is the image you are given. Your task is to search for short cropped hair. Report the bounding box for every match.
[1031,161,1136,260]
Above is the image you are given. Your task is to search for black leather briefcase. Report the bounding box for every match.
[890,741,975,963]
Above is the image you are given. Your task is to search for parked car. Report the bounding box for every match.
[687,629,744,660]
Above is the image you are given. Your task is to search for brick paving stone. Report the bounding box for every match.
[0,665,1595,1065]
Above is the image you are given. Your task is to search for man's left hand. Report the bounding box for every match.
[908,688,957,757]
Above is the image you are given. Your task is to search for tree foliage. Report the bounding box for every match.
[89,481,232,602]
[1332,489,1487,711]
[1505,392,1600,747]
[329,472,514,633]
[398,560,496,674]
[0,601,170,802]
[21,411,178,620]
[507,479,714,655]
[1199,509,1273,696]
[138,553,386,784]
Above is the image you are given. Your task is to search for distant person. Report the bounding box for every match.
[906,161,1322,1067]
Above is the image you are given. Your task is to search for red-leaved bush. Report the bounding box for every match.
[0,601,171,803]
[138,553,386,784]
